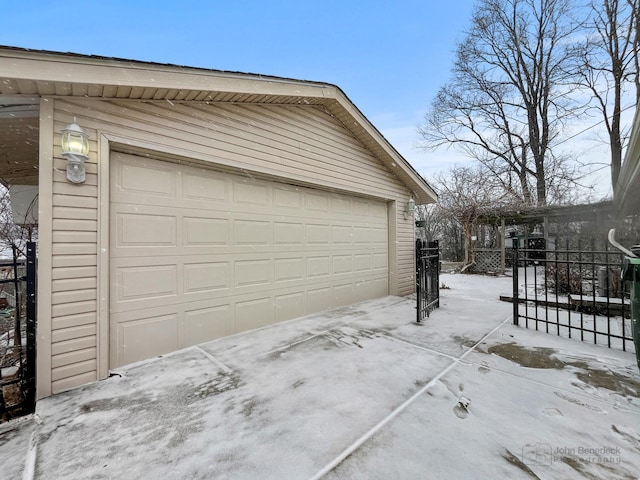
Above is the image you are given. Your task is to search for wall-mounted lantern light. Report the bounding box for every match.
[404,198,416,220]
[61,118,89,183]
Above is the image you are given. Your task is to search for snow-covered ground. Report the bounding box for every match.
[1,272,639,479]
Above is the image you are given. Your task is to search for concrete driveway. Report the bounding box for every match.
[2,273,640,479]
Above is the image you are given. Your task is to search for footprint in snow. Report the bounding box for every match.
[554,391,607,414]
[478,362,491,374]
[543,407,563,416]
[454,396,471,419]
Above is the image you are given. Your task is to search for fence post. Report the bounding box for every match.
[430,240,440,311]
[512,241,519,326]
[11,244,22,347]
[416,239,422,324]
[500,218,506,275]
[25,241,37,413]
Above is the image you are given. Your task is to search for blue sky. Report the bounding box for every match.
[1,1,620,199]
[1,0,479,178]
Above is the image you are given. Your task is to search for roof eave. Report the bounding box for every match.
[0,46,437,204]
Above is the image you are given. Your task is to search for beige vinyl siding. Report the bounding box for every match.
[396,221,416,294]
[49,116,100,395]
[45,98,414,395]
[55,99,405,199]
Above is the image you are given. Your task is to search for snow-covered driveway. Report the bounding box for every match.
[3,273,639,479]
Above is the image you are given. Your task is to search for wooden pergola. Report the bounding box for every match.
[471,201,618,274]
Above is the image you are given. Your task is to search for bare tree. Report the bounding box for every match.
[415,203,465,261]
[420,0,582,207]
[414,203,440,242]
[433,164,513,267]
[574,0,639,190]
[0,185,37,348]
[0,186,37,252]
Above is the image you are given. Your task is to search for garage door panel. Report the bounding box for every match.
[354,227,372,244]
[274,222,304,245]
[183,305,232,347]
[274,257,305,282]
[372,253,388,270]
[234,220,271,245]
[331,225,352,244]
[112,259,390,315]
[115,264,178,303]
[371,202,388,218]
[110,152,389,368]
[115,313,180,366]
[273,186,302,208]
[113,289,238,315]
[182,172,227,203]
[352,198,370,216]
[331,196,352,214]
[117,161,177,199]
[183,217,230,246]
[236,297,274,332]
[373,277,389,297]
[307,256,331,278]
[184,262,231,294]
[307,287,331,313]
[354,254,371,272]
[111,263,388,314]
[120,278,387,361]
[115,213,177,247]
[306,224,330,244]
[333,283,355,307]
[305,192,329,211]
[234,259,271,287]
[274,292,306,322]
[332,255,353,274]
[372,227,387,244]
[355,279,373,302]
[233,180,270,206]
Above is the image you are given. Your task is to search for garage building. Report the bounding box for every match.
[0,47,437,398]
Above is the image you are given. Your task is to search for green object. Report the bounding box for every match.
[622,256,640,370]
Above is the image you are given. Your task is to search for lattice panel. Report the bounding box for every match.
[474,249,502,273]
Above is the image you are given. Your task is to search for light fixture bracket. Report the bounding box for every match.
[404,198,416,220]
[65,153,88,183]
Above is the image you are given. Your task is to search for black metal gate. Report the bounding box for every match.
[0,242,37,421]
[511,241,634,351]
[416,239,440,322]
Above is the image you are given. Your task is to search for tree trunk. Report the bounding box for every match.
[535,158,547,207]
[610,78,623,189]
[463,222,473,265]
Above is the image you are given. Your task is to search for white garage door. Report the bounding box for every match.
[110,152,389,367]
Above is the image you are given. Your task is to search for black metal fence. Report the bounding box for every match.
[0,242,37,421]
[511,240,634,352]
[416,239,440,323]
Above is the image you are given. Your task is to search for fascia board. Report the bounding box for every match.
[0,50,333,99]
